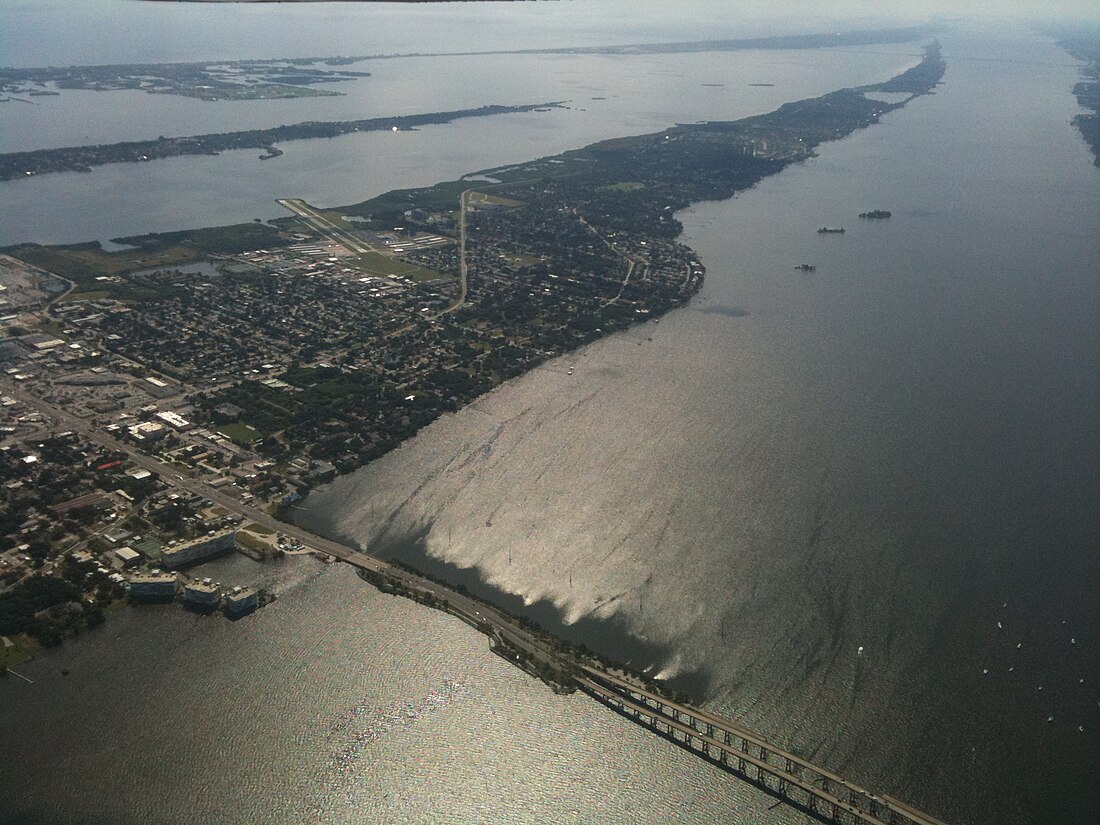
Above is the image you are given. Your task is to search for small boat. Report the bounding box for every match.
[795,264,816,272]
[997,621,1003,630]
[817,227,845,234]
[857,646,864,656]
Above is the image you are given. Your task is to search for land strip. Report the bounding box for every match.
[0,102,564,181]
[277,199,377,254]
[1048,23,1100,166]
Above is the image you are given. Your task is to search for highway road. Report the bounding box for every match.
[430,187,473,318]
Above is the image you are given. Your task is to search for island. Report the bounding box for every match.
[0,43,945,658]
[0,58,369,101]
[0,103,565,181]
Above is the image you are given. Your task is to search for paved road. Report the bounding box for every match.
[432,187,474,318]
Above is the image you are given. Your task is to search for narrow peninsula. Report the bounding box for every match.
[2,44,944,482]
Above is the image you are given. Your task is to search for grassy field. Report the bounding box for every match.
[0,635,34,670]
[352,251,444,282]
[319,211,356,231]
[1,222,288,300]
[602,181,646,191]
[235,531,270,552]
[217,423,263,445]
[242,522,275,536]
[469,192,524,207]
[500,252,541,268]
[58,290,110,303]
[5,242,201,281]
[345,179,469,218]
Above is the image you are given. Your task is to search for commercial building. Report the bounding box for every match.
[113,546,141,567]
[154,410,192,431]
[143,376,179,399]
[127,421,167,441]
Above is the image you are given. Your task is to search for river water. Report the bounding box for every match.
[1,6,1097,825]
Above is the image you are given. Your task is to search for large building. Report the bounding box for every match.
[154,410,191,431]
[160,530,237,568]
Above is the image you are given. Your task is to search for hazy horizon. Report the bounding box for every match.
[2,0,1097,69]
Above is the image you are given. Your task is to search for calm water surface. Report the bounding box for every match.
[1,12,1097,825]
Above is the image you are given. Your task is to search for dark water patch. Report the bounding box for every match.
[319,518,714,699]
[696,304,749,318]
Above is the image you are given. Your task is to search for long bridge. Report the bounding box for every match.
[7,382,952,825]
[577,667,949,825]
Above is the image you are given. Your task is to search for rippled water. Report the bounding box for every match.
[0,559,795,825]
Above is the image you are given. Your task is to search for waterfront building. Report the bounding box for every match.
[128,572,178,600]
[182,579,220,608]
[160,530,237,568]
[224,586,259,616]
